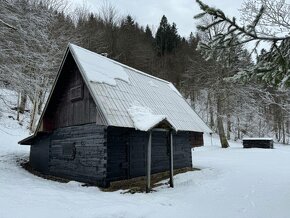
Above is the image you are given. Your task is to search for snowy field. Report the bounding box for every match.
[0,88,289,218]
[1,122,290,218]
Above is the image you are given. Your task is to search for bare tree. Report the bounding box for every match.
[0,0,77,131]
[0,19,16,30]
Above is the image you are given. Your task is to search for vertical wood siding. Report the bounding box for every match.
[173,131,193,168]
[106,127,130,180]
[191,132,204,147]
[106,127,193,183]
[43,53,104,131]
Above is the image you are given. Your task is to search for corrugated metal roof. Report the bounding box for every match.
[69,44,212,133]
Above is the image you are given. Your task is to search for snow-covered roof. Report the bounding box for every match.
[127,101,173,131]
[69,44,211,132]
[68,44,212,132]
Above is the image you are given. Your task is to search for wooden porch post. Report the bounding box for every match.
[169,130,174,188]
[146,130,152,193]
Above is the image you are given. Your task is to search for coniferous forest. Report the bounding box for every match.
[0,0,289,145]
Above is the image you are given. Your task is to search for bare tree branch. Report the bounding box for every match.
[0,19,16,30]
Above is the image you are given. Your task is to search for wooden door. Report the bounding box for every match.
[151,131,169,174]
[129,131,147,178]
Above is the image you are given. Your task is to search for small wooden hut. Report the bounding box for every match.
[19,44,212,190]
[243,138,274,149]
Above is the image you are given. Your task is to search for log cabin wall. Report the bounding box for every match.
[106,127,192,183]
[173,131,193,168]
[43,52,104,131]
[49,123,107,186]
[30,133,50,174]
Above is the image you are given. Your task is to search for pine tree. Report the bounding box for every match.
[155,16,180,56]
[145,25,153,41]
[155,15,170,56]
[194,0,290,89]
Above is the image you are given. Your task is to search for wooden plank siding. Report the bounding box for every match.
[129,130,147,178]
[29,123,108,186]
[243,139,274,149]
[106,127,193,183]
[27,52,197,188]
[173,132,193,168]
[106,127,130,181]
[151,131,169,174]
[191,132,204,147]
[42,53,104,132]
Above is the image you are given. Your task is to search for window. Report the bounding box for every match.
[70,84,83,101]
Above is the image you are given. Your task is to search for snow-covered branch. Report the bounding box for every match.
[194,0,290,89]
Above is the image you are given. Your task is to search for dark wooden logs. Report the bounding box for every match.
[243,138,274,149]
[106,127,192,183]
[49,123,107,186]
[191,132,204,147]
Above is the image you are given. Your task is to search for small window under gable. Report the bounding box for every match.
[70,84,83,102]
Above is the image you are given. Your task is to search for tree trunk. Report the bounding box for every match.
[37,90,45,115]
[227,114,231,140]
[16,93,21,121]
[19,92,27,113]
[17,91,27,121]
[190,87,195,109]
[208,92,214,129]
[237,117,241,140]
[282,120,286,144]
[217,94,229,148]
[29,91,39,133]
[286,120,290,144]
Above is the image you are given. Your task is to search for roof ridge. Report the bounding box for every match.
[69,43,171,85]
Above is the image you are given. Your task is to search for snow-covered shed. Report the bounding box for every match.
[19,44,212,189]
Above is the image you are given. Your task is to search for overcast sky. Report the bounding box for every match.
[71,0,245,37]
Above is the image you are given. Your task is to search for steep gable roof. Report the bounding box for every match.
[69,44,212,133]
[21,43,212,146]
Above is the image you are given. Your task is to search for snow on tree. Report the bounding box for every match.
[0,0,77,131]
[194,0,290,89]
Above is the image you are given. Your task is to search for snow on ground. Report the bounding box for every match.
[1,97,290,218]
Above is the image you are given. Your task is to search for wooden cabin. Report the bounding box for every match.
[19,44,212,190]
[243,138,274,149]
